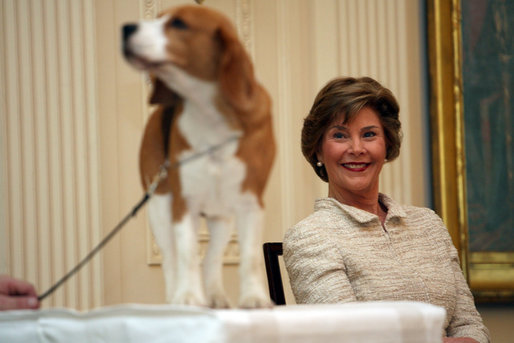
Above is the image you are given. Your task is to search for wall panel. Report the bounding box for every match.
[311,0,426,206]
[0,0,102,310]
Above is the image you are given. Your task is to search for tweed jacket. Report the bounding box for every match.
[284,194,489,343]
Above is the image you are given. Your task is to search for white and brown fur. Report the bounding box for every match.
[122,5,275,308]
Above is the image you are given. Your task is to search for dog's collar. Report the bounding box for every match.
[161,106,175,157]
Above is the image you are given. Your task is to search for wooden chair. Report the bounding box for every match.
[262,242,286,305]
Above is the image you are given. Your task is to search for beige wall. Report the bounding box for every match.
[1,0,511,340]
[1,0,102,309]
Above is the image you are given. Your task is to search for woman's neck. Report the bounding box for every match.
[328,186,382,217]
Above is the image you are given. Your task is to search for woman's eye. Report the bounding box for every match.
[169,17,188,30]
[332,132,345,139]
[363,131,376,138]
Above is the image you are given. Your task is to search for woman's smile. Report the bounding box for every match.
[341,162,371,171]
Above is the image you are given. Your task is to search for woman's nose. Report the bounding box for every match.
[349,138,365,155]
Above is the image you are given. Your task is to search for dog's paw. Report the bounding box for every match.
[172,291,207,307]
[238,294,273,309]
[207,293,232,309]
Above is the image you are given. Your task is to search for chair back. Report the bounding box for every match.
[262,242,286,305]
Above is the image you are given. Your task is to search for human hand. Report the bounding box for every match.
[0,275,40,310]
[443,337,480,343]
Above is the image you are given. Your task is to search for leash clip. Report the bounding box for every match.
[147,159,170,196]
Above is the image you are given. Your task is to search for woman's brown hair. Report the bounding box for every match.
[302,76,402,182]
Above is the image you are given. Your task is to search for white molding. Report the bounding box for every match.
[236,0,254,58]
[148,229,240,266]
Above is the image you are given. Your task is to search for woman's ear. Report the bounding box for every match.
[149,76,180,106]
[316,149,323,165]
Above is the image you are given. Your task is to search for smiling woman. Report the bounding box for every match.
[317,107,387,219]
[283,76,490,343]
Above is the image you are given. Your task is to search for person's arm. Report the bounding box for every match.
[443,338,479,343]
[283,224,356,304]
[0,275,40,310]
[435,218,490,343]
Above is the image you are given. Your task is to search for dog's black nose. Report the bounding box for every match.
[122,24,138,41]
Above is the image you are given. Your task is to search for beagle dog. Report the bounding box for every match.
[122,5,275,308]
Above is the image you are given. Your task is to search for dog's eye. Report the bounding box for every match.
[168,17,188,30]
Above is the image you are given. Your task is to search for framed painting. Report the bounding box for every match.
[427,0,513,302]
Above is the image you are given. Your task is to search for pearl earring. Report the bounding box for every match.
[316,161,323,167]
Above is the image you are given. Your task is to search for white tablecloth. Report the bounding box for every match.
[0,301,445,343]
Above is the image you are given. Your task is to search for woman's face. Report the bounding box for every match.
[317,107,387,200]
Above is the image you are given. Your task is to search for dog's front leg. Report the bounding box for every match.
[148,194,176,303]
[172,212,207,306]
[203,216,234,308]
[235,196,272,308]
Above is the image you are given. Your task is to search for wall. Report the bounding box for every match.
[0,0,102,309]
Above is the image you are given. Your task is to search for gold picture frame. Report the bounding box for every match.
[427,0,514,302]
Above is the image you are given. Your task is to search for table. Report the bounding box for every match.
[0,301,445,342]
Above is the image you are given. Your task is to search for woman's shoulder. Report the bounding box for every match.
[395,202,453,244]
[285,208,332,240]
[401,203,439,218]
[283,204,347,266]
[380,193,436,218]
[400,204,444,226]
[379,193,437,220]
[284,199,345,244]
[381,193,448,234]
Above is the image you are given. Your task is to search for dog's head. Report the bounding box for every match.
[122,5,258,111]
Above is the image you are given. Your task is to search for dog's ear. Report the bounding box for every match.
[217,24,257,112]
[149,76,180,106]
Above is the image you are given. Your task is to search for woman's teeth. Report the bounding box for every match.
[343,163,368,169]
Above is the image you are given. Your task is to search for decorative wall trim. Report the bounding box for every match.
[147,230,240,266]
[142,0,159,19]
[275,0,296,235]
[236,0,254,57]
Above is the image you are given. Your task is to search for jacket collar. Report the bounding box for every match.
[314,193,407,224]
